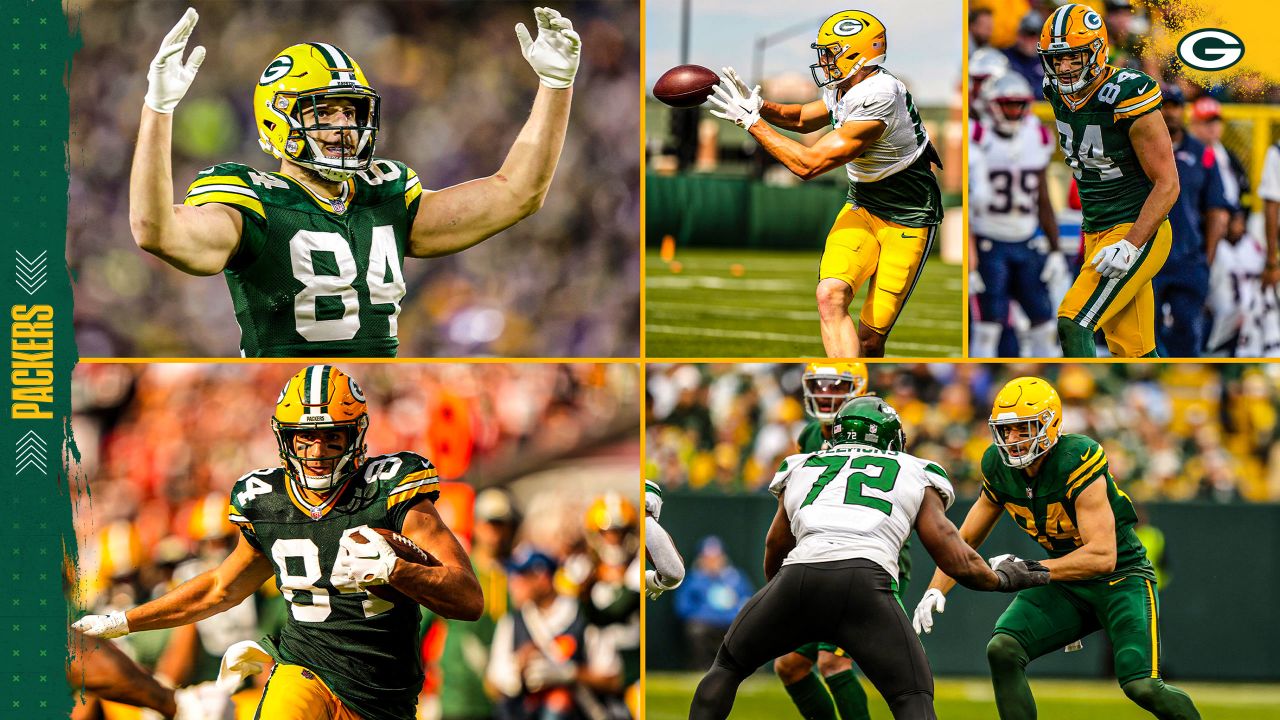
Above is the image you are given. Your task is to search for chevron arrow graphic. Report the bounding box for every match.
[15,249,48,296]
[15,430,48,475]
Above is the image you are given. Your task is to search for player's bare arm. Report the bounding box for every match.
[1036,169,1061,250]
[763,491,798,580]
[760,98,831,133]
[128,8,243,276]
[1124,110,1180,249]
[924,492,1004,596]
[406,8,580,259]
[750,118,885,181]
[69,631,179,717]
[914,489,1002,591]
[73,534,272,640]
[1037,480,1116,580]
[386,498,484,620]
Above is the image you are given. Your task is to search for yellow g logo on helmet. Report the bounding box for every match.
[253,43,380,182]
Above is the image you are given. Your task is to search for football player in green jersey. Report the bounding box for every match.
[913,377,1200,719]
[1036,4,1180,358]
[74,366,484,720]
[776,362,884,720]
[129,7,580,357]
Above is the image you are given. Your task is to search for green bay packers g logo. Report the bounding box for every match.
[348,378,366,403]
[260,56,293,85]
[833,18,865,36]
[1082,11,1103,31]
[1178,28,1245,71]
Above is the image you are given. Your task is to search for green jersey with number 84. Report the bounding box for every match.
[185,159,423,357]
[1044,66,1163,232]
[227,451,440,720]
[769,445,952,579]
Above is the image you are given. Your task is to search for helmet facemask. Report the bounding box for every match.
[273,418,368,491]
[989,410,1056,468]
[264,87,380,182]
[1039,42,1103,95]
[811,42,858,87]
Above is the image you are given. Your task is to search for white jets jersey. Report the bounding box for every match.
[823,69,929,184]
[970,117,1055,242]
[768,444,953,579]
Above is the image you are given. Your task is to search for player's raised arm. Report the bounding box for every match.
[1037,480,1116,581]
[406,7,580,259]
[73,534,274,638]
[128,7,244,276]
[366,499,484,620]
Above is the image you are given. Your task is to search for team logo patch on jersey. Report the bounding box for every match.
[260,56,294,86]
[833,19,864,36]
[1177,28,1245,72]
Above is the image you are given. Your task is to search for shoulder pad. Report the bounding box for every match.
[362,451,440,510]
[353,158,422,209]
[1109,70,1161,120]
[1056,435,1108,499]
[228,467,286,523]
[184,162,283,223]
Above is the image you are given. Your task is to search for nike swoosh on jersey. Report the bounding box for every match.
[1108,577,1127,586]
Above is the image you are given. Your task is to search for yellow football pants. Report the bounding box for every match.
[253,663,364,720]
[818,203,935,335]
[1058,220,1172,357]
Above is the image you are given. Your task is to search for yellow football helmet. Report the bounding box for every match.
[272,365,369,491]
[802,362,869,423]
[1038,4,1109,95]
[811,10,887,87]
[585,492,639,566]
[253,43,380,182]
[989,376,1062,469]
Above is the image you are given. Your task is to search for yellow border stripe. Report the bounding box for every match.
[1146,579,1159,678]
[1067,447,1105,484]
[1115,86,1161,112]
[405,176,423,207]
[189,175,251,190]
[184,191,265,219]
[394,468,438,488]
[387,480,439,509]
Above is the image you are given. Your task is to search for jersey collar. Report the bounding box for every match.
[1060,66,1116,113]
[274,172,357,215]
[286,472,355,520]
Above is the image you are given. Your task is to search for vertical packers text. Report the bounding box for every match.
[11,305,53,419]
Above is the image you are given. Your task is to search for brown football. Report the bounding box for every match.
[653,64,720,108]
[350,527,441,603]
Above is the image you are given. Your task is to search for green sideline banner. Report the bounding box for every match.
[0,1,78,718]
[648,491,1280,682]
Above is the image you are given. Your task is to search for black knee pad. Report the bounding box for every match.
[986,633,1028,671]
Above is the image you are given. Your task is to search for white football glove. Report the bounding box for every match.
[970,269,986,295]
[645,569,682,600]
[912,588,946,635]
[334,526,398,588]
[216,640,271,692]
[707,72,762,130]
[1090,239,1140,280]
[72,610,130,639]
[173,681,234,720]
[1040,250,1069,285]
[145,7,205,114]
[515,7,581,89]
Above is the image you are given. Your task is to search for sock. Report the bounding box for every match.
[825,669,871,720]
[1121,678,1201,719]
[782,670,839,720]
[1057,317,1097,358]
[987,634,1037,720]
[972,321,1002,357]
[1023,320,1061,358]
[1141,348,1161,358]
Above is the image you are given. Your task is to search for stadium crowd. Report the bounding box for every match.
[70,363,640,719]
[969,0,1280,358]
[646,363,1280,502]
[68,0,639,358]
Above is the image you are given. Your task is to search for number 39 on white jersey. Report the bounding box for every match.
[971,117,1055,242]
[768,445,954,579]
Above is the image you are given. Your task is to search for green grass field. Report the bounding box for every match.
[645,672,1280,719]
[645,248,962,358]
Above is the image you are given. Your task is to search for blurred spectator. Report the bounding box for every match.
[1156,85,1230,357]
[1002,12,1045,99]
[647,363,1280,502]
[69,1,640,357]
[970,7,995,53]
[1104,0,1146,71]
[487,548,625,720]
[1257,140,1280,288]
[1206,209,1271,357]
[1189,98,1249,211]
[673,536,755,670]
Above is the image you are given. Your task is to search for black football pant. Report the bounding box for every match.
[688,558,935,720]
